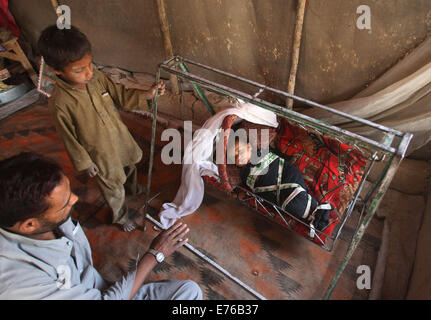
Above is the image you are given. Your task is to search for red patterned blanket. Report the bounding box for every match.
[272,120,368,244]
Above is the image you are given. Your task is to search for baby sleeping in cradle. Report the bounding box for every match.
[229,139,331,231]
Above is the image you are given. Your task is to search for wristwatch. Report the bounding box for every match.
[147,249,165,263]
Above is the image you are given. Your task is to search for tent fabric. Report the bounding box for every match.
[301,36,431,155]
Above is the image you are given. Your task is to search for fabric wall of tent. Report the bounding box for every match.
[10,0,431,156]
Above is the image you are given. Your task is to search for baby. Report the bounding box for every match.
[229,139,331,231]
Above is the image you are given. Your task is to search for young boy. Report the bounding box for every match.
[230,139,331,231]
[37,25,165,232]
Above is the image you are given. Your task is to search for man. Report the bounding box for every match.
[0,152,202,300]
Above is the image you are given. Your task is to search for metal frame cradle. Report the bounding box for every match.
[143,56,413,300]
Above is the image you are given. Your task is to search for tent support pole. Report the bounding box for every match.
[286,0,307,109]
[156,0,180,95]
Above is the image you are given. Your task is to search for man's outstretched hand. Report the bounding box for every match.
[149,221,189,257]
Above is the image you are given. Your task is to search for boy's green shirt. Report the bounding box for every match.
[48,68,152,187]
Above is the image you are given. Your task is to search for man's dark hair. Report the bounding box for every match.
[0,152,64,228]
[37,25,92,71]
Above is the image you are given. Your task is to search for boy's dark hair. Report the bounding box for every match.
[0,152,64,228]
[37,25,91,71]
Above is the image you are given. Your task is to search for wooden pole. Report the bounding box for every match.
[0,38,38,86]
[156,0,180,95]
[50,0,62,17]
[286,0,307,110]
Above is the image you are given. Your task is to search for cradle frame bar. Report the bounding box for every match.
[167,57,407,147]
[330,152,378,247]
[231,184,333,251]
[179,57,403,134]
[324,138,411,299]
[146,56,412,300]
[160,63,399,156]
[225,148,373,253]
[145,213,268,300]
[177,61,216,115]
[144,70,162,223]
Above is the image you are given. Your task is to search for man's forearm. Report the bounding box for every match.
[127,222,189,299]
[128,253,158,299]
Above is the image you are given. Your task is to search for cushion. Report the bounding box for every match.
[273,119,368,244]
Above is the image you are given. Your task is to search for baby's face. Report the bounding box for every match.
[235,142,252,167]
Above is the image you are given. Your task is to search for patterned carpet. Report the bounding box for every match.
[0,103,384,300]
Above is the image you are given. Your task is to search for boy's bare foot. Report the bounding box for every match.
[122,208,146,232]
[125,183,146,197]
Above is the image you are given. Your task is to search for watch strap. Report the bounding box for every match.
[148,249,164,262]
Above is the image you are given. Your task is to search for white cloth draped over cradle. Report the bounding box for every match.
[158,101,279,229]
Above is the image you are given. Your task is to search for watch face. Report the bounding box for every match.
[156,252,164,263]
